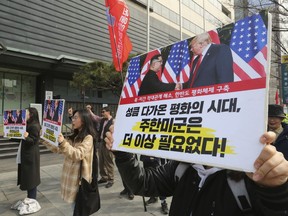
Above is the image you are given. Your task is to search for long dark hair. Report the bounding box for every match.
[27,107,40,125]
[70,109,96,142]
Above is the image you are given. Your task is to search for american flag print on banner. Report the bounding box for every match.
[121,56,141,98]
[161,40,191,83]
[121,12,268,99]
[121,49,161,98]
[230,13,267,81]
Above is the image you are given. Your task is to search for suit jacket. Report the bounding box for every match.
[183,44,234,89]
[138,70,176,96]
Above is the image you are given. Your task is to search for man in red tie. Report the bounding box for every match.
[183,32,234,89]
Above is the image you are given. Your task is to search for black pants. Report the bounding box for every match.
[27,187,37,199]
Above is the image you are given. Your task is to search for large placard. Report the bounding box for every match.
[113,12,271,172]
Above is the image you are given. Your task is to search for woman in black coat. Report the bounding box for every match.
[17,107,41,199]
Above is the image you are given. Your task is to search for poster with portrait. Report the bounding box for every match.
[41,99,65,146]
[113,11,272,172]
[3,109,27,139]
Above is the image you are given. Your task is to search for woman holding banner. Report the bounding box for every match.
[42,109,99,215]
[11,107,42,215]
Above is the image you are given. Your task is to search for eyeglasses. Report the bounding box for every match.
[72,116,79,120]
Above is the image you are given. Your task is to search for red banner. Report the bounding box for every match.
[105,0,132,71]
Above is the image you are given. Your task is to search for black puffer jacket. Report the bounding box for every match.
[115,152,288,216]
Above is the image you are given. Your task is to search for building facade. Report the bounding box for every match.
[0,0,234,128]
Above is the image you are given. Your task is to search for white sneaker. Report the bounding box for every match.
[10,200,23,210]
[19,198,41,215]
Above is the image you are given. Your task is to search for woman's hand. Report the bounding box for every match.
[58,133,64,144]
[24,132,29,138]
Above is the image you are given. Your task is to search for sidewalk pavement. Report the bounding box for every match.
[0,153,171,216]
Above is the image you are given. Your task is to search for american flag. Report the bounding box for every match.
[121,49,161,98]
[57,100,64,123]
[161,40,191,83]
[3,111,8,124]
[22,109,26,124]
[121,56,141,98]
[230,13,267,81]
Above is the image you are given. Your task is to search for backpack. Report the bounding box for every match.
[174,163,252,214]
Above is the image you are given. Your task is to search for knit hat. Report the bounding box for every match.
[268,104,286,118]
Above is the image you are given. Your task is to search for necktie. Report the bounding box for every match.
[189,54,202,88]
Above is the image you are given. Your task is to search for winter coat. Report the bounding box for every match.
[274,122,288,160]
[42,135,94,203]
[18,121,41,190]
[115,152,288,216]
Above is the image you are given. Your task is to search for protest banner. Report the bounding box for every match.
[41,99,65,146]
[113,11,272,172]
[3,109,27,139]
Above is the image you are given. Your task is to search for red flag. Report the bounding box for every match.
[275,89,279,105]
[105,0,132,71]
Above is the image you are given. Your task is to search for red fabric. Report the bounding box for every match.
[190,54,202,88]
[105,0,132,71]
[275,89,279,105]
[208,30,220,44]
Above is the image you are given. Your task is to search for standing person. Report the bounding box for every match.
[105,127,288,216]
[183,32,234,89]
[68,107,73,121]
[11,107,41,214]
[15,109,23,124]
[88,106,134,196]
[140,156,169,214]
[267,104,288,159]
[42,109,98,215]
[97,107,115,188]
[138,54,181,96]
[45,100,52,120]
[7,110,15,124]
[52,100,60,122]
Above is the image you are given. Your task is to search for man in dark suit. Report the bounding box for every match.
[138,54,181,96]
[183,32,234,89]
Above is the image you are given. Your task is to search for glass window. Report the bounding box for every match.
[21,75,36,108]
[54,79,68,99]
[3,73,21,110]
[152,1,161,13]
[183,18,190,30]
[183,0,189,7]
[161,6,169,19]
[169,10,179,24]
